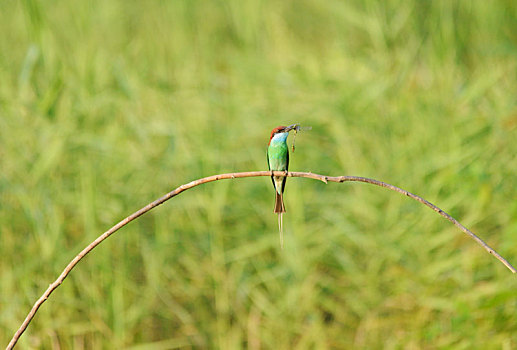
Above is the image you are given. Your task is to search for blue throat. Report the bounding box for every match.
[271,132,288,144]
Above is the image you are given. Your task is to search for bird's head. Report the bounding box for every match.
[269,124,298,145]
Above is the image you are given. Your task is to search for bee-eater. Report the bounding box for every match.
[267,125,295,248]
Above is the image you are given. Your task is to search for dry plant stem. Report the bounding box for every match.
[7,171,516,349]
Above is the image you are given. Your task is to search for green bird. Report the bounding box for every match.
[267,125,294,248]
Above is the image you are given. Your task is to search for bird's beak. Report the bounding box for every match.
[283,124,298,133]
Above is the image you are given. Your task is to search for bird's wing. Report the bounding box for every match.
[281,148,289,193]
[267,148,276,189]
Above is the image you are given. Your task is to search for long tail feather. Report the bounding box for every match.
[278,213,284,250]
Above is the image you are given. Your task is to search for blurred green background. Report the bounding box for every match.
[1,0,517,348]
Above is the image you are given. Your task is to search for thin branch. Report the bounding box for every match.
[7,171,516,349]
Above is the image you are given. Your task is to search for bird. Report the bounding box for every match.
[267,126,291,249]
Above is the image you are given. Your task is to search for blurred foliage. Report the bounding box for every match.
[1,0,517,348]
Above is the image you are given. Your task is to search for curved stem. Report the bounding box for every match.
[7,171,516,349]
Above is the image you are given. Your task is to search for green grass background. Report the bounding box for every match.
[1,0,517,348]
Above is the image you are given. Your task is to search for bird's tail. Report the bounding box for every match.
[274,192,286,213]
[278,213,284,250]
[274,192,285,249]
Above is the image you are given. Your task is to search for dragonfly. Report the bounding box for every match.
[283,123,312,152]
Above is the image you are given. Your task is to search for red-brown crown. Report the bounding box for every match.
[268,126,287,145]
